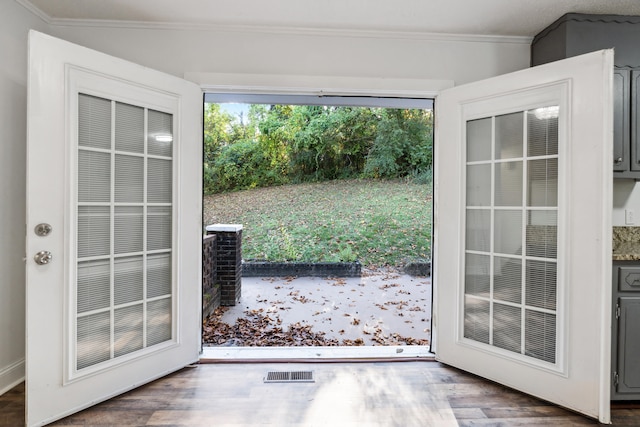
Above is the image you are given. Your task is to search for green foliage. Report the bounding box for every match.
[203,104,232,194]
[256,104,293,180]
[406,167,433,186]
[206,139,287,193]
[203,103,433,194]
[289,106,376,182]
[203,103,290,194]
[203,103,232,160]
[363,109,433,179]
[337,245,357,262]
[262,224,302,261]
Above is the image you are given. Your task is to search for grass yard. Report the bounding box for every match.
[203,179,432,268]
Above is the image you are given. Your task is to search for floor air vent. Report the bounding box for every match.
[264,371,315,383]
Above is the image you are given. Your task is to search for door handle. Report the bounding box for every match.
[34,251,52,265]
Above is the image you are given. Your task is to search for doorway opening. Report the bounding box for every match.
[200,93,434,359]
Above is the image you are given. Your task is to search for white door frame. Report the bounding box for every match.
[196,86,441,361]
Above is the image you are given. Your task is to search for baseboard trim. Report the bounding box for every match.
[0,358,25,396]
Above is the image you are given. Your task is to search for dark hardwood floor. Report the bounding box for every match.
[2,361,639,426]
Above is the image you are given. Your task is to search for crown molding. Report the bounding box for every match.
[52,19,532,44]
[15,0,51,23]
[14,0,531,45]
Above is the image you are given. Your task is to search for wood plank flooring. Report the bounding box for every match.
[2,361,640,426]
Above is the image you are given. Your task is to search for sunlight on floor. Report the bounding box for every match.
[300,365,458,426]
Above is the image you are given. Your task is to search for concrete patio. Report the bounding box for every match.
[203,268,432,349]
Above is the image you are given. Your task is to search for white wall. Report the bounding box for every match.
[0,3,531,395]
[613,180,640,226]
[0,1,48,394]
[49,26,530,86]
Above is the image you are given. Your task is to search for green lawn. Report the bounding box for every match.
[203,179,432,268]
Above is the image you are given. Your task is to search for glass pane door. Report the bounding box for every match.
[76,93,174,372]
[464,106,559,365]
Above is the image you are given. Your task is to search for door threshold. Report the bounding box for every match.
[200,345,435,362]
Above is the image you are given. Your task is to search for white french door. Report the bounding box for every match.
[434,50,613,423]
[26,31,202,426]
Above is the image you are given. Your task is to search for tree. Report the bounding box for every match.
[256,104,294,180]
[203,102,434,194]
[203,103,233,162]
[203,103,235,194]
[363,109,433,179]
[289,106,377,181]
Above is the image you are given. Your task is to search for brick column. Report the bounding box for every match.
[202,233,219,317]
[206,224,242,306]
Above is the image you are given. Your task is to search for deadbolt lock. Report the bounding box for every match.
[34,223,52,237]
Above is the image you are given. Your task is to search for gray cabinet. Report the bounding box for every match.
[631,71,640,173]
[532,14,640,178]
[617,297,640,394]
[614,69,630,173]
[612,262,640,400]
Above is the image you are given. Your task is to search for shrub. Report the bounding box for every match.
[205,140,287,193]
[203,103,433,194]
[363,109,433,179]
[288,107,376,182]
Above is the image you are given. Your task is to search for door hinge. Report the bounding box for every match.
[614,372,619,387]
[616,303,621,320]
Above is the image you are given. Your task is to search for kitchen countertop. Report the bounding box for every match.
[613,242,640,261]
[613,227,640,261]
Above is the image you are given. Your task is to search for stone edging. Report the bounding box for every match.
[242,260,432,278]
[242,261,362,277]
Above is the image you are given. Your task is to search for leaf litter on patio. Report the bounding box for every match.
[202,268,431,347]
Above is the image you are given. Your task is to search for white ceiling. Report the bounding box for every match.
[19,0,640,38]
